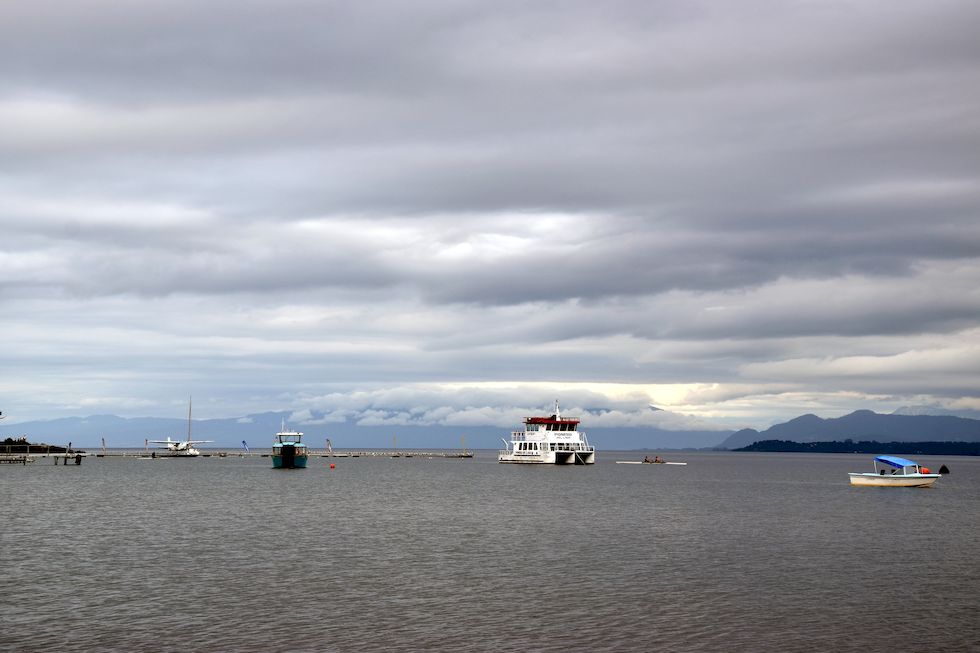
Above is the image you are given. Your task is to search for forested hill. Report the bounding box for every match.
[734,439,980,455]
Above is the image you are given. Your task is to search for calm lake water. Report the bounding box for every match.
[2,451,978,652]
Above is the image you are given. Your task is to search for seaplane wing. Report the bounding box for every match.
[148,438,213,445]
[149,437,212,452]
[149,438,184,447]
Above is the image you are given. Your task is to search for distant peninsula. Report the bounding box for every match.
[735,439,979,456]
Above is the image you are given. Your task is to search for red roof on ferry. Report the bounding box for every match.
[526,415,579,425]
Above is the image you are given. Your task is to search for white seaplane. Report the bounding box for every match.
[149,398,212,457]
[149,435,213,457]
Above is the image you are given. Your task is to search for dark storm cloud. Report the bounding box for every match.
[1,0,978,423]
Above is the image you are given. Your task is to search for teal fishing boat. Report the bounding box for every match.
[272,421,309,469]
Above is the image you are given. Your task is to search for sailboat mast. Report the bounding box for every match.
[188,396,193,440]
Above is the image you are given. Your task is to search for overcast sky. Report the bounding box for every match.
[2,0,978,432]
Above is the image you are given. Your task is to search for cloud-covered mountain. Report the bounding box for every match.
[11,407,980,452]
[890,405,980,420]
[0,409,732,451]
[719,410,980,449]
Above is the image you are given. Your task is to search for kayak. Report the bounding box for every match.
[615,461,687,465]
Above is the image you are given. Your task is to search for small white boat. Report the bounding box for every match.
[848,455,940,487]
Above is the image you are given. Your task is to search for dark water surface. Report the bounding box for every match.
[2,451,978,652]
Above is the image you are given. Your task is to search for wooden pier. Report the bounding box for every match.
[0,452,87,465]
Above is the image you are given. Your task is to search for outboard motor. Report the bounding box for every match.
[281,444,296,468]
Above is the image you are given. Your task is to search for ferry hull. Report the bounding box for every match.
[498,451,595,464]
[848,473,939,487]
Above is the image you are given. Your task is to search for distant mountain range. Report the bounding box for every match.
[4,407,979,451]
[0,411,729,451]
[719,410,980,449]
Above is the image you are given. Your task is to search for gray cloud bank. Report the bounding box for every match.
[1,0,978,431]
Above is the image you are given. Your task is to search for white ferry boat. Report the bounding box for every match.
[499,401,596,465]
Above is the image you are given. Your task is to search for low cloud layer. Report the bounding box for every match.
[2,1,978,428]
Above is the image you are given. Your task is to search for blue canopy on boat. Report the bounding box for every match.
[875,455,919,468]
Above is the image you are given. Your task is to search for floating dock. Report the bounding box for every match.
[318,450,473,459]
[93,449,473,459]
[0,454,35,465]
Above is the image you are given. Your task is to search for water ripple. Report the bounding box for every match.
[2,452,977,652]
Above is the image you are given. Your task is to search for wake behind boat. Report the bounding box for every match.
[848,455,941,487]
